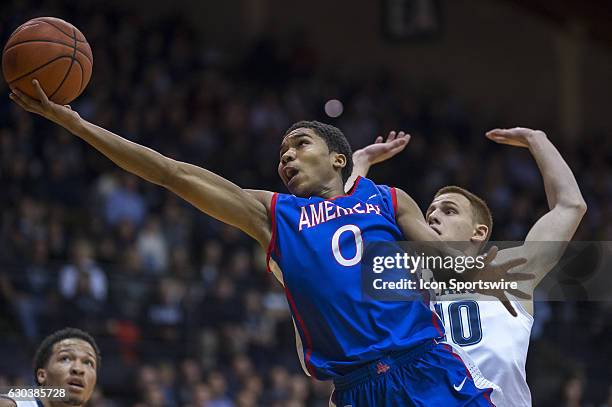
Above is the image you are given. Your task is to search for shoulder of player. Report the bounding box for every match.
[0,397,18,407]
[245,189,275,212]
[391,188,422,217]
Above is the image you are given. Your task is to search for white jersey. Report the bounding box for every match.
[434,295,533,407]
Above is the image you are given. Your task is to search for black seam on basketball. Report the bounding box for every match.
[68,57,87,93]
[7,55,72,84]
[74,58,84,93]
[31,18,87,42]
[49,29,78,100]
[4,39,93,65]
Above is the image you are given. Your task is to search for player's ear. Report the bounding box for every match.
[471,224,488,243]
[37,368,47,385]
[332,152,347,171]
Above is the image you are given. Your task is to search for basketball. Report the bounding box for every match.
[2,17,92,104]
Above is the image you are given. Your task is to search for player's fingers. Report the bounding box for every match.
[397,132,410,140]
[498,294,518,317]
[64,104,72,110]
[483,245,498,265]
[32,79,50,106]
[11,90,39,113]
[9,92,30,111]
[502,257,528,271]
[387,131,396,142]
[13,88,36,105]
[505,272,535,282]
[375,136,384,144]
[485,131,508,142]
[486,128,512,135]
[391,137,409,151]
[507,288,532,300]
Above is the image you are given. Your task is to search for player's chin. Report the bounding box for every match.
[66,394,86,406]
[286,177,307,197]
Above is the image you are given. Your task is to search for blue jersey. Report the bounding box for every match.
[267,177,444,380]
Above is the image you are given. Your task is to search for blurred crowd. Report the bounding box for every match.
[1,1,612,406]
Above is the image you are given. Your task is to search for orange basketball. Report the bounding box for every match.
[2,17,93,104]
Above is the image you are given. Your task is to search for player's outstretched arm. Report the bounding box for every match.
[344,131,410,191]
[486,128,587,286]
[10,80,273,248]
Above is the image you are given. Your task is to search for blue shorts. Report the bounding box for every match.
[331,340,497,407]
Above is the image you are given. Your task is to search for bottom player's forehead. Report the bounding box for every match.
[429,193,472,213]
[52,338,96,358]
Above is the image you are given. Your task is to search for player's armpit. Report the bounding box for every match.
[164,160,273,248]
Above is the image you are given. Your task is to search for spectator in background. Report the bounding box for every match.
[136,216,168,274]
[200,239,223,286]
[141,278,186,359]
[553,374,593,407]
[190,382,213,407]
[207,371,234,407]
[1,238,54,342]
[59,239,108,323]
[104,173,146,227]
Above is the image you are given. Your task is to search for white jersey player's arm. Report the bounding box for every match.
[10,80,274,249]
[486,128,587,288]
[345,131,410,191]
[0,397,17,407]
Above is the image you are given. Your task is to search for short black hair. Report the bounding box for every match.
[284,120,353,183]
[33,328,101,385]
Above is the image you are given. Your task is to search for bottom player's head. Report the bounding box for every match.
[279,121,353,197]
[33,327,100,406]
[426,186,492,252]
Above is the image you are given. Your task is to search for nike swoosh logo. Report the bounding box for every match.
[453,377,467,392]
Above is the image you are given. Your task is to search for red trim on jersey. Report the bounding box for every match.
[266,193,279,273]
[484,389,496,407]
[284,285,318,379]
[390,187,398,218]
[431,311,444,337]
[327,176,362,201]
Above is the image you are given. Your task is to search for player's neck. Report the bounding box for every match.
[317,178,347,199]
[464,245,480,257]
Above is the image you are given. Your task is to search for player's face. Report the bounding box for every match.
[278,128,343,197]
[37,339,97,406]
[426,193,479,242]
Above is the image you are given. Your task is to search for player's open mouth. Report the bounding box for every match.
[284,167,299,184]
[67,378,85,390]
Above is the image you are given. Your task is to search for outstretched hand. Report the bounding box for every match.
[354,131,411,166]
[9,79,80,125]
[469,246,534,317]
[486,127,546,148]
